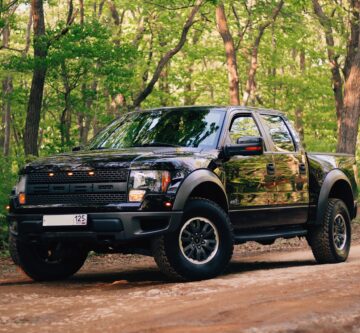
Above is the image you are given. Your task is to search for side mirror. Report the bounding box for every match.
[72,146,82,152]
[223,136,264,157]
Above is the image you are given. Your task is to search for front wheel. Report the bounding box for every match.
[308,198,351,264]
[9,234,88,281]
[152,198,234,281]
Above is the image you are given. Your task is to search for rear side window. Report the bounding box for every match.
[260,115,295,152]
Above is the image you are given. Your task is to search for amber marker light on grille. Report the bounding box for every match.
[5,205,10,211]
[88,171,95,176]
[67,172,74,176]
[129,190,146,202]
[19,193,26,205]
[49,172,54,177]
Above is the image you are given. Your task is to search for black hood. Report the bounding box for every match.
[22,147,219,174]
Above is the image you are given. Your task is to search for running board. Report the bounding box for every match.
[234,227,307,244]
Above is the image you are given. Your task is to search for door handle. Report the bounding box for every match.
[299,163,307,175]
[267,163,275,175]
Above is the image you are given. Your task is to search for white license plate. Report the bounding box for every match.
[43,214,88,226]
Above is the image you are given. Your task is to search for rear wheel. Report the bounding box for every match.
[308,198,351,264]
[9,234,88,281]
[152,198,234,281]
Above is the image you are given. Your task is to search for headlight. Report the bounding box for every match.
[14,175,26,195]
[14,175,27,204]
[128,170,171,202]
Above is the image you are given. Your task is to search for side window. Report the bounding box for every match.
[229,115,261,144]
[260,115,295,152]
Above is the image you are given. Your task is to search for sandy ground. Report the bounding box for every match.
[1,224,360,333]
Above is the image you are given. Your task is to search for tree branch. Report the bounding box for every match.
[133,0,205,107]
[232,3,250,50]
[143,1,196,11]
[243,0,284,105]
[0,45,23,52]
[50,1,78,44]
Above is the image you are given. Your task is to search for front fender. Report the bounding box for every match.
[172,169,228,211]
[316,169,354,223]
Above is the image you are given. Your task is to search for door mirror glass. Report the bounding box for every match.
[224,136,264,157]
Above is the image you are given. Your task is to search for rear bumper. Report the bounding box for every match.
[7,210,183,245]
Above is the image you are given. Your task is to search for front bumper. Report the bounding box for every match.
[7,210,183,245]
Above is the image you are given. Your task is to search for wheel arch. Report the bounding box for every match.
[316,169,355,223]
[172,169,228,212]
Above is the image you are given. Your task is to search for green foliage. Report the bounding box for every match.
[0,155,24,253]
[0,0,357,253]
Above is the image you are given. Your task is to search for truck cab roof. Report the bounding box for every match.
[138,105,285,117]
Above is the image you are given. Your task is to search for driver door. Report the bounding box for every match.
[224,113,277,230]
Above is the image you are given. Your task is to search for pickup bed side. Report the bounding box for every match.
[307,152,358,223]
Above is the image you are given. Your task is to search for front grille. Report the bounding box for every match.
[26,193,127,205]
[27,169,129,184]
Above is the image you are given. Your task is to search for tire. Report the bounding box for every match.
[9,234,88,281]
[308,198,351,264]
[152,198,234,281]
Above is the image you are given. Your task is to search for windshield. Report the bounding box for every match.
[87,108,225,150]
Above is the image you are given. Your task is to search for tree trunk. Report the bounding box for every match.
[337,50,360,154]
[312,0,343,129]
[79,81,98,145]
[79,0,84,25]
[159,62,170,106]
[60,90,71,148]
[59,60,73,149]
[108,0,126,45]
[110,93,126,115]
[243,32,263,105]
[2,76,12,156]
[184,64,194,105]
[336,0,360,154]
[24,5,33,54]
[312,0,360,154]
[24,0,47,156]
[0,24,10,152]
[216,2,240,105]
[133,0,204,108]
[295,50,305,144]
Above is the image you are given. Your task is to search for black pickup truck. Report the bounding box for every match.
[8,106,358,281]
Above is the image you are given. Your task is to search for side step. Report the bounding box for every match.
[234,226,307,244]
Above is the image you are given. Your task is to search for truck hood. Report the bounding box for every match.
[21,147,219,174]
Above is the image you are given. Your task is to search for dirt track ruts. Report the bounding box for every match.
[1,240,360,333]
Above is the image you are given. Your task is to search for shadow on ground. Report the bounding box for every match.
[0,258,316,288]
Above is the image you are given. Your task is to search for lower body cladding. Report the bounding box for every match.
[7,211,183,250]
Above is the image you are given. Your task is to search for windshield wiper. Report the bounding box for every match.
[133,142,181,148]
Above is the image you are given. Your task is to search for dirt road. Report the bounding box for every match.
[1,241,360,333]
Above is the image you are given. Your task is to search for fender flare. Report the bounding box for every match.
[316,169,354,224]
[172,169,228,211]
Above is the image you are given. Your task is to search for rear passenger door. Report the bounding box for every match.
[258,113,309,225]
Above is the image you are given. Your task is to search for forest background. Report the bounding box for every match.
[1,0,360,251]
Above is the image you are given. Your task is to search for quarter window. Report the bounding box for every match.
[260,115,295,152]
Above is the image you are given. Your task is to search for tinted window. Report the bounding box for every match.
[229,116,260,144]
[260,115,295,152]
[88,109,225,149]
